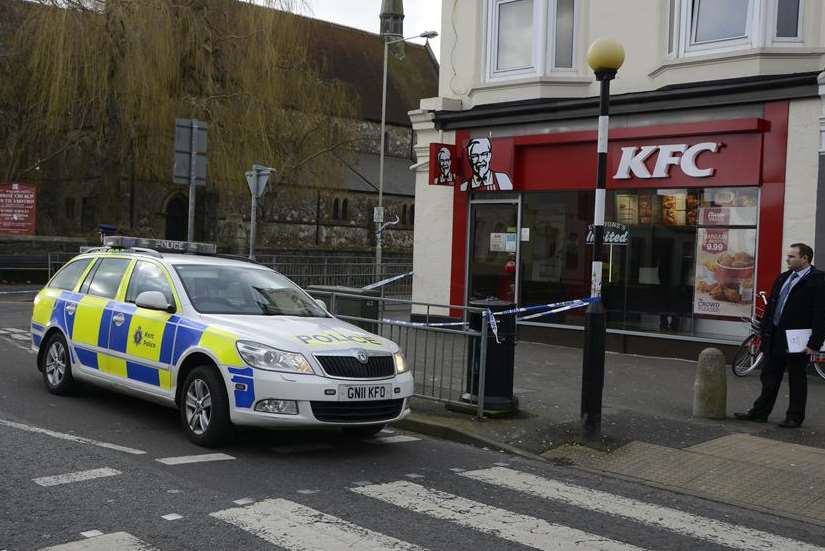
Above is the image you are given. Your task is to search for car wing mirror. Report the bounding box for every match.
[135,291,175,313]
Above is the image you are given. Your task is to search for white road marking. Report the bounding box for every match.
[296,489,319,495]
[156,453,235,465]
[271,443,334,453]
[0,418,146,455]
[38,531,159,550]
[233,497,255,505]
[2,327,27,333]
[211,498,425,551]
[353,481,645,550]
[449,467,465,473]
[368,435,421,444]
[404,473,425,479]
[0,329,7,335]
[10,333,30,341]
[161,513,183,521]
[33,467,121,487]
[462,467,825,551]
[80,531,104,538]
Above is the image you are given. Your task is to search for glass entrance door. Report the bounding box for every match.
[468,202,519,303]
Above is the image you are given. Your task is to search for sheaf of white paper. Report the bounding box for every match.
[785,329,825,353]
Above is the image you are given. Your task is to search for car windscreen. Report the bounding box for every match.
[174,264,327,317]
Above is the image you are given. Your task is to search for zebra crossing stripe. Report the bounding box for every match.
[33,468,121,487]
[156,453,235,465]
[368,435,421,444]
[38,532,158,551]
[352,481,645,551]
[211,498,426,551]
[461,467,825,551]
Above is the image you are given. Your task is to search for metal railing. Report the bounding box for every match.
[257,255,413,296]
[1,252,413,294]
[307,289,491,418]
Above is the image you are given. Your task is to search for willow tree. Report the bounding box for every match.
[4,0,357,223]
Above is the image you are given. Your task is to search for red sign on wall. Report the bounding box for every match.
[0,182,37,235]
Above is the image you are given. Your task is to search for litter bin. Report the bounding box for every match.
[307,285,379,334]
[461,298,517,413]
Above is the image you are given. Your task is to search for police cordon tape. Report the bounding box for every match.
[378,296,597,343]
[362,271,414,291]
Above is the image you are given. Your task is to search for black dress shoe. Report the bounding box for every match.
[733,411,768,422]
[778,419,802,428]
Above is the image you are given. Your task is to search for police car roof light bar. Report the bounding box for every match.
[103,236,217,255]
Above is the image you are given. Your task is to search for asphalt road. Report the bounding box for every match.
[1,294,823,550]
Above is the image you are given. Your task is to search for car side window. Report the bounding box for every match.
[48,259,92,291]
[126,261,175,308]
[87,258,131,299]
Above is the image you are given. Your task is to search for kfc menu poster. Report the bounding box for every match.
[0,182,37,235]
[693,228,757,318]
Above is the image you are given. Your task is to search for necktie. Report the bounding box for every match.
[772,272,798,326]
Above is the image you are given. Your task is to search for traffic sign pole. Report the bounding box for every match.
[187,120,198,242]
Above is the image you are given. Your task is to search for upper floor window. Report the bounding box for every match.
[668,0,804,58]
[486,0,576,81]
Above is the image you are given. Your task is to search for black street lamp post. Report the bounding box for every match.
[582,38,625,440]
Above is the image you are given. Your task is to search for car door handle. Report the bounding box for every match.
[65,304,76,316]
[112,312,125,327]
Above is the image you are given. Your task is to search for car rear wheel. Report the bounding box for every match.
[180,366,232,447]
[342,424,386,439]
[40,332,76,395]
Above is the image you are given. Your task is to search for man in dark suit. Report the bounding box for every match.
[735,243,825,428]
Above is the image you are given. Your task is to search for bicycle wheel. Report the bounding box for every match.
[812,358,825,382]
[732,334,763,377]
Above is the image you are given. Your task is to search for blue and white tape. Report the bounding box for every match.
[381,318,467,328]
[363,271,414,291]
[483,297,597,341]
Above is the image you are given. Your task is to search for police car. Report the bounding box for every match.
[30,237,413,446]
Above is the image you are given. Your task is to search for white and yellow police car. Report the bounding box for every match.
[30,237,412,446]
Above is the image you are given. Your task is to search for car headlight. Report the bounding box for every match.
[236,341,314,374]
[393,351,409,374]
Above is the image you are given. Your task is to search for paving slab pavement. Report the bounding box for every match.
[398,339,825,524]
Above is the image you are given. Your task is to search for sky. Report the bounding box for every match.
[304,0,442,60]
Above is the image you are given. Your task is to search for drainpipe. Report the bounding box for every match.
[816,72,825,268]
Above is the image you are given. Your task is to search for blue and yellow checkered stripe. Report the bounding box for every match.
[33,290,255,408]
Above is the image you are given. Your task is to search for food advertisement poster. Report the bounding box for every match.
[0,182,36,235]
[694,228,756,318]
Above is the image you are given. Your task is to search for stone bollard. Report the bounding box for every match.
[693,347,727,419]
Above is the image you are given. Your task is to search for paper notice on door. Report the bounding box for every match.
[785,329,825,353]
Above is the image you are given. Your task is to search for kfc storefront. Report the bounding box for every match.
[429,102,790,356]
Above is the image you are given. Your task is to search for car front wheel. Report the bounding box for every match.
[180,366,232,447]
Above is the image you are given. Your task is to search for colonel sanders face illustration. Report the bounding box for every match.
[437,147,452,177]
[468,138,492,181]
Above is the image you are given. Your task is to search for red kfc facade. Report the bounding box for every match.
[431,102,790,356]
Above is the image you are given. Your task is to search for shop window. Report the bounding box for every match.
[668,0,804,57]
[486,0,577,81]
[518,188,759,340]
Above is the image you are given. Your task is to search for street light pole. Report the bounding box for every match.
[582,38,625,440]
[376,30,438,282]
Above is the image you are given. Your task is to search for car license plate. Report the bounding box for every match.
[340,384,391,401]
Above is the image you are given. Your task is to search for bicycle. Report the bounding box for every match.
[731,291,768,377]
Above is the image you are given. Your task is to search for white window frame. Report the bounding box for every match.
[485,0,578,82]
[767,0,805,44]
[667,0,805,59]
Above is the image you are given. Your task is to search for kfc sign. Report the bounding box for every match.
[614,142,720,180]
